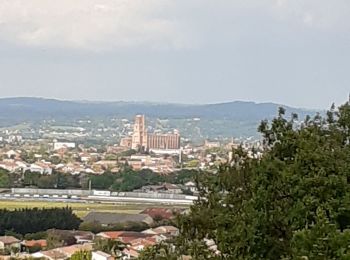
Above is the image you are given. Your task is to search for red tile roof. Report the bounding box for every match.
[141,208,179,220]
[23,239,47,248]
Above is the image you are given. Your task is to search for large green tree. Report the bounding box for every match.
[164,102,350,259]
[0,169,9,187]
[70,250,92,260]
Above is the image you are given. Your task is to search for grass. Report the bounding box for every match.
[0,200,160,218]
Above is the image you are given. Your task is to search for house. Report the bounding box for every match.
[83,212,154,227]
[120,237,159,259]
[94,161,117,169]
[163,183,182,194]
[22,240,47,251]
[140,208,185,220]
[58,243,93,258]
[53,142,76,151]
[46,230,94,244]
[32,243,93,260]
[5,150,20,159]
[139,184,182,194]
[128,237,157,251]
[122,248,139,259]
[128,161,143,171]
[142,226,179,237]
[0,236,21,252]
[96,231,152,243]
[184,181,198,193]
[0,160,21,172]
[32,249,67,260]
[72,231,95,244]
[92,251,114,260]
[28,162,52,175]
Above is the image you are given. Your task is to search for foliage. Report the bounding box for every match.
[138,242,178,260]
[1,165,198,191]
[4,230,22,239]
[70,250,92,260]
[186,160,200,168]
[23,171,81,189]
[46,229,77,249]
[24,231,47,240]
[117,149,137,157]
[0,169,10,187]
[89,168,198,192]
[80,221,149,233]
[27,244,43,253]
[89,172,117,190]
[93,238,126,257]
[0,207,81,235]
[152,102,350,259]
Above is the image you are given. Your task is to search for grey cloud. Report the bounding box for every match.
[0,0,349,109]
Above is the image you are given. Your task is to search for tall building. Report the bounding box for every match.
[131,115,147,150]
[147,131,180,150]
[130,115,180,151]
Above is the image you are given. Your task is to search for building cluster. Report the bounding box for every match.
[0,114,263,180]
[121,115,180,153]
[0,144,181,176]
[0,140,261,177]
[0,208,184,260]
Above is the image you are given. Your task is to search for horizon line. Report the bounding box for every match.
[0,96,322,111]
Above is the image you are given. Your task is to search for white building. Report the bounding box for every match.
[53,142,76,151]
[92,251,114,260]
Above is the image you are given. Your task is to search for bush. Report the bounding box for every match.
[0,207,81,235]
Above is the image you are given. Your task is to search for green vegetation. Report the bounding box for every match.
[89,168,197,191]
[145,101,350,259]
[0,167,198,192]
[23,171,81,189]
[0,207,81,235]
[79,221,149,233]
[46,229,78,248]
[70,250,92,260]
[93,238,126,257]
[0,169,10,187]
[0,200,152,218]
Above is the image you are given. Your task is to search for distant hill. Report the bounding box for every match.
[0,97,315,120]
[0,97,319,138]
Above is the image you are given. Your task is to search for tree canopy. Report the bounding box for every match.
[159,102,350,259]
[0,207,81,235]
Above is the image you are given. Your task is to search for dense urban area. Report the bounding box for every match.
[2,100,350,259]
[0,112,261,259]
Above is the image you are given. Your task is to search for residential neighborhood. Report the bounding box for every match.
[0,207,183,259]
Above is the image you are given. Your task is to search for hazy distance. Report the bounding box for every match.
[0,0,349,109]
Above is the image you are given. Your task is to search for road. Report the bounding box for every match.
[0,193,195,205]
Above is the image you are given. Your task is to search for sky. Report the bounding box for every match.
[0,0,349,109]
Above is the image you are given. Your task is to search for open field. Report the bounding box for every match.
[0,200,186,218]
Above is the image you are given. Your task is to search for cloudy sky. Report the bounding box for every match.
[0,0,349,109]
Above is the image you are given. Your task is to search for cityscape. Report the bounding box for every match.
[0,109,262,259]
[0,0,349,259]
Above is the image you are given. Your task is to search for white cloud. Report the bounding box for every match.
[0,0,190,51]
[271,0,350,30]
[0,0,348,51]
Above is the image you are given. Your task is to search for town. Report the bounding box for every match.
[0,0,346,257]
[0,114,261,259]
[0,114,262,189]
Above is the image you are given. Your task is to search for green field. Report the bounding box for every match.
[0,200,159,218]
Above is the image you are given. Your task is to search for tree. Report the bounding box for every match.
[36,175,57,188]
[163,101,350,259]
[0,169,10,188]
[138,243,178,260]
[23,171,41,186]
[0,207,81,235]
[93,238,126,257]
[70,250,92,260]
